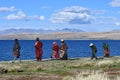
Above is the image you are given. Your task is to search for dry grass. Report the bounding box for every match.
[63,71,120,80]
[0,57,120,80]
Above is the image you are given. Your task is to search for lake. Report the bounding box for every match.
[0,40,120,61]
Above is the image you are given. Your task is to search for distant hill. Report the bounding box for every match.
[0,28,84,35]
[0,30,120,40]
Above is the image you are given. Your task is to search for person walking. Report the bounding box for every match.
[13,39,21,62]
[59,39,68,60]
[89,43,97,60]
[34,37,43,61]
[103,42,110,57]
[51,41,59,59]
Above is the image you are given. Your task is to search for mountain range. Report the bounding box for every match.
[0,28,84,35]
[0,28,120,40]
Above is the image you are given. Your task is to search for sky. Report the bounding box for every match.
[0,0,120,32]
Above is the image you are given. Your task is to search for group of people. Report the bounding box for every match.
[34,38,68,61]
[12,38,110,62]
[51,39,68,60]
[12,38,68,62]
[89,42,110,60]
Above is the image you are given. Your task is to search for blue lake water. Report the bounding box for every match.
[0,40,120,61]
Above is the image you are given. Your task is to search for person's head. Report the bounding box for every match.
[89,43,94,47]
[60,39,64,43]
[14,38,18,43]
[53,41,57,46]
[36,37,40,41]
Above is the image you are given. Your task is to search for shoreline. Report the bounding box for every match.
[0,56,116,63]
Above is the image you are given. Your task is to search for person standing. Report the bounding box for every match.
[13,39,21,62]
[34,37,43,61]
[59,39,68,60]
[89,43,97,60]
[51,41,59,59]
[103,42,110,57]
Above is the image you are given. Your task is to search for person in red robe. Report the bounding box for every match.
[34,37,43,61]
[51,41,59,59]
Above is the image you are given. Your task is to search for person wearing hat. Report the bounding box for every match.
[59,39,68,60]
[51,41,59,59]
[89,43,97,60]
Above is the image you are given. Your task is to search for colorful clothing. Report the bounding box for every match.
[59,42,68,60]
[13,40,21,58]
[103,43,110,57]
[13,39,21,62]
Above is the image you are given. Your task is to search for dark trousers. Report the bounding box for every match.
[91,53,97,59]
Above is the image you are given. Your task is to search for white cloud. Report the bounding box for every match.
[115,22,120,26]
[0,6,15,12]
[41,6,49,9]
[92,10,106,15]
[110,0,120,7]
[6,11,26,20]
[6,11,45,21]
[50,6,95,24]
[29,16,45,20]
[98,21,105,24]
[39,16,45,20]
